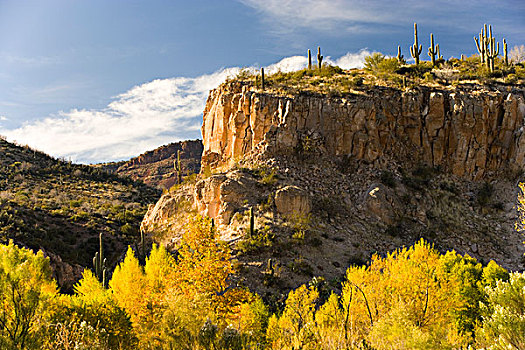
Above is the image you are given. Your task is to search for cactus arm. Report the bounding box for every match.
[308,49,312,70]
[474,34,485,63]
[94,252,100,279]
[93,255,98,277]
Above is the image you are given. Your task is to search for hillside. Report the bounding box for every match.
[96,140,203,189]
[0,137,160,290]
[142,72,525,296]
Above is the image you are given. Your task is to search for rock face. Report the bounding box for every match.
[275,186,311,219]
[193,171,263,225]
[43,249,84,292]
[202,82,525,179]
[98,140,203,189]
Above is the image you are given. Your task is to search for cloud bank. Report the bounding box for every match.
[239,0,525,37]
[0,51,368,164]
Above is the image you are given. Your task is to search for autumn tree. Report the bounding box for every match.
[266,285,319,349]
[476,271,525,350]
[172,216,252,325]
[109,216,259,348]
[0,241,57,349]
[44,269,136,349]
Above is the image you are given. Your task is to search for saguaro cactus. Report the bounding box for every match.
[267,258,274,276]
[503,38,508,66]
[174,150,182,184]
[308,49,312,70]
[260,68,265,90]
[249,207,255,236]
[317,46,323,69]
[410,23,422,65]
[486,25,499,72]
[93,233,107,287]
[140,228,145,261]
[474,24,488,64]
[397,46,404,62]
[428,33,439,66]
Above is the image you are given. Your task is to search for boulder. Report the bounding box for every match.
[275,186,311,218]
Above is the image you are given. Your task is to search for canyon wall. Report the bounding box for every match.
[202,82,525,179]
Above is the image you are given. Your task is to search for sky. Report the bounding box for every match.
[0,0,523,163]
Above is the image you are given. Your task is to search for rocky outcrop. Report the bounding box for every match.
[193,171,264,225]
[275,186,311,219]
[143,81,525,294]
[43,249,84,292]
[202,83,525,179]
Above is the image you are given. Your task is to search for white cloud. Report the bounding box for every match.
[1,67,240,163]
[239,0,412,32]
[239,0,521,36]
[329,49,372,69]
[0,52,368,164]
[0,116,7,121]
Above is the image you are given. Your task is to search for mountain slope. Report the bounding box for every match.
[0,137,160,289]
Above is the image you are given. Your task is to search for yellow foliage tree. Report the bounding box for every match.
[109,247,151,342]
[45,269,136,349]
[266,285,319,349]
[314,292,345,349]
[0,241,57,350]
[109,216,256,348]
[343,239,465,348]
[173,216,252,325]
[267,240,471,349]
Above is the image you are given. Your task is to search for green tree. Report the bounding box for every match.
[476,272,525,350]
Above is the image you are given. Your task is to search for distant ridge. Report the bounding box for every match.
[96,140,203,189]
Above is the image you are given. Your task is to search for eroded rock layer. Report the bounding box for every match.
[202,82,525,179]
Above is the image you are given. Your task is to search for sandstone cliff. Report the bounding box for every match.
[143,81,525,295]
[202,82,525,179]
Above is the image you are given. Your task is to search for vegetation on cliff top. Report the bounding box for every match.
[233,24,524,96]
[234,53,524,97]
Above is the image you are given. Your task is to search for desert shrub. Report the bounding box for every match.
[380,170,396,188]
[477,182,494,206]
[45,270,137,349]
[237,225,275,254]
[509,44,525,64]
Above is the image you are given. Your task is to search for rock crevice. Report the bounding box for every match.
[202,83,525,179]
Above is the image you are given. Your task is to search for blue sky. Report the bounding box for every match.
[0,0,523,163]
